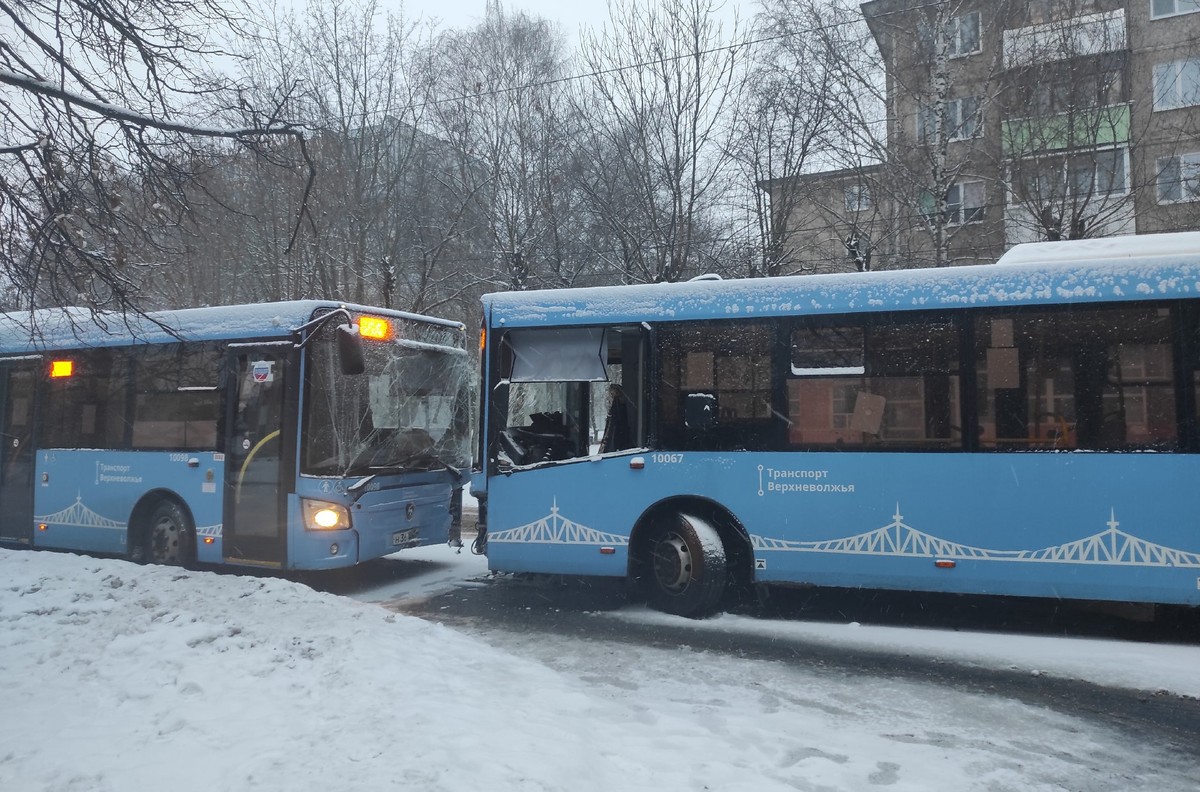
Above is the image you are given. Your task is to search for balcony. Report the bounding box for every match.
[1002,104,1131,155]
[1003,9,1126,70]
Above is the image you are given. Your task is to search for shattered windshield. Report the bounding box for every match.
[301,319,473,477]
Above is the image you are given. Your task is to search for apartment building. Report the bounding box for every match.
[767,0,1200,272]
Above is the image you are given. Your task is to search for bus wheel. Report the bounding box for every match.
[643,512,727,618]
[144,500,193,567]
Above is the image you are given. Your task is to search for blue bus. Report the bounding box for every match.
[0,301,472,570]
[472,233,1200,617]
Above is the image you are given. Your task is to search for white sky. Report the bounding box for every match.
[3,544,1199,791]
[385,0,752,37]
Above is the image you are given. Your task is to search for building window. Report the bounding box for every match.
[949,12,982,56]
[1027,57,1124,113]
[944,181,986,224]
[918,97,981,143]
[1072,148,1127,196]
[1152,0,1200,19]
[917,12,982,59]
[1153,58,1200,110]
[1012,149,1128,205]
[1157,152,1200,203]
[844,185,871,211]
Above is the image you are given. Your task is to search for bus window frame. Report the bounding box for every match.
[486,324,651,474]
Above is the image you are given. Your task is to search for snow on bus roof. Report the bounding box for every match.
[996,231,1200,266]
[0,300,464,353]
[483,233,1200,327]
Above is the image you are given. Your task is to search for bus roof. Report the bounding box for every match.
[482,233,1200,328]
[0,300,465,354]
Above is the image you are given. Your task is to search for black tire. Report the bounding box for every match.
[142,500,194,567]
[642,512,728,618]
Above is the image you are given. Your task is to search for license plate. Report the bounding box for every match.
[392,529,417,546]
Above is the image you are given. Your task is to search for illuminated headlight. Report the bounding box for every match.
[302,499,350,531]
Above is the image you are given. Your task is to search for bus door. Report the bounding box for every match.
[223,347,290,567]
[0,359,38,545]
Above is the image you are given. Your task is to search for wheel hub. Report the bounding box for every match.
[651,532,692,594]
[151,516,181,564]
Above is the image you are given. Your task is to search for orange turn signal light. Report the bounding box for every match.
[50,360,74,378]
[358,316,392,341]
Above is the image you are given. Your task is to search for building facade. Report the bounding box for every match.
[767,0,1200,272]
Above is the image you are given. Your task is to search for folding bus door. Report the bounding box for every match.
[0,359,39,545]
[223,347,291,567]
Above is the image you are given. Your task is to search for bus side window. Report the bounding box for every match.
[494,325,647,467]
[656,323,774,452]
[786,317,959,450]
[975,306,1176,451]
[44,348,128,449]
[132,343,220,451]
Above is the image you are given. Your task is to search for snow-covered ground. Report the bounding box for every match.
[2,544,1199,791]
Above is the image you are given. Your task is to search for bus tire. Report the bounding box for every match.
[143,500,194,567]
[642,512,727,618]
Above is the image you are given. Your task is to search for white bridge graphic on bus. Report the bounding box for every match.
[753,507,1200,568]
[35,495,125,531]
[35,495,221,538]
[489,501,628,546]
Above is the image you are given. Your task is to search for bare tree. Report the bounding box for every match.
[856,0,1019,267]
[268,0,456,309]
[135,0,488,323]
[0,0,311,317]
[427,4,585,293]
[576,0,746,283]
[733,0,840,277]
[1000,1,1154,244]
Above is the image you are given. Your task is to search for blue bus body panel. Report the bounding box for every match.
[485,452,1200,606]
[3,301,467,571]
[290,472,457,569]
[33,450,225,559]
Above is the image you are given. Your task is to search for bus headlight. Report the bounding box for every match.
[302,499,350,531]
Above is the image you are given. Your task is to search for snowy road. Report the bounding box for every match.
[5,543,1200,791]
[311,542,1200,782]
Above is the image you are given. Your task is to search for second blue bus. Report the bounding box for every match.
[472,233,1200,617]
[0,301,472,570]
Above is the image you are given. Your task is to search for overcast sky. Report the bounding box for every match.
[384,0,751,37]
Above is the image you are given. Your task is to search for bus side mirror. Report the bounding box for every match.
[337,323,366,375]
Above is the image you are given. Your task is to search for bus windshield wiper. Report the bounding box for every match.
[358,451,463,479]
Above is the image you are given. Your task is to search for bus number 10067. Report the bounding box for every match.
[651,453,684,464]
